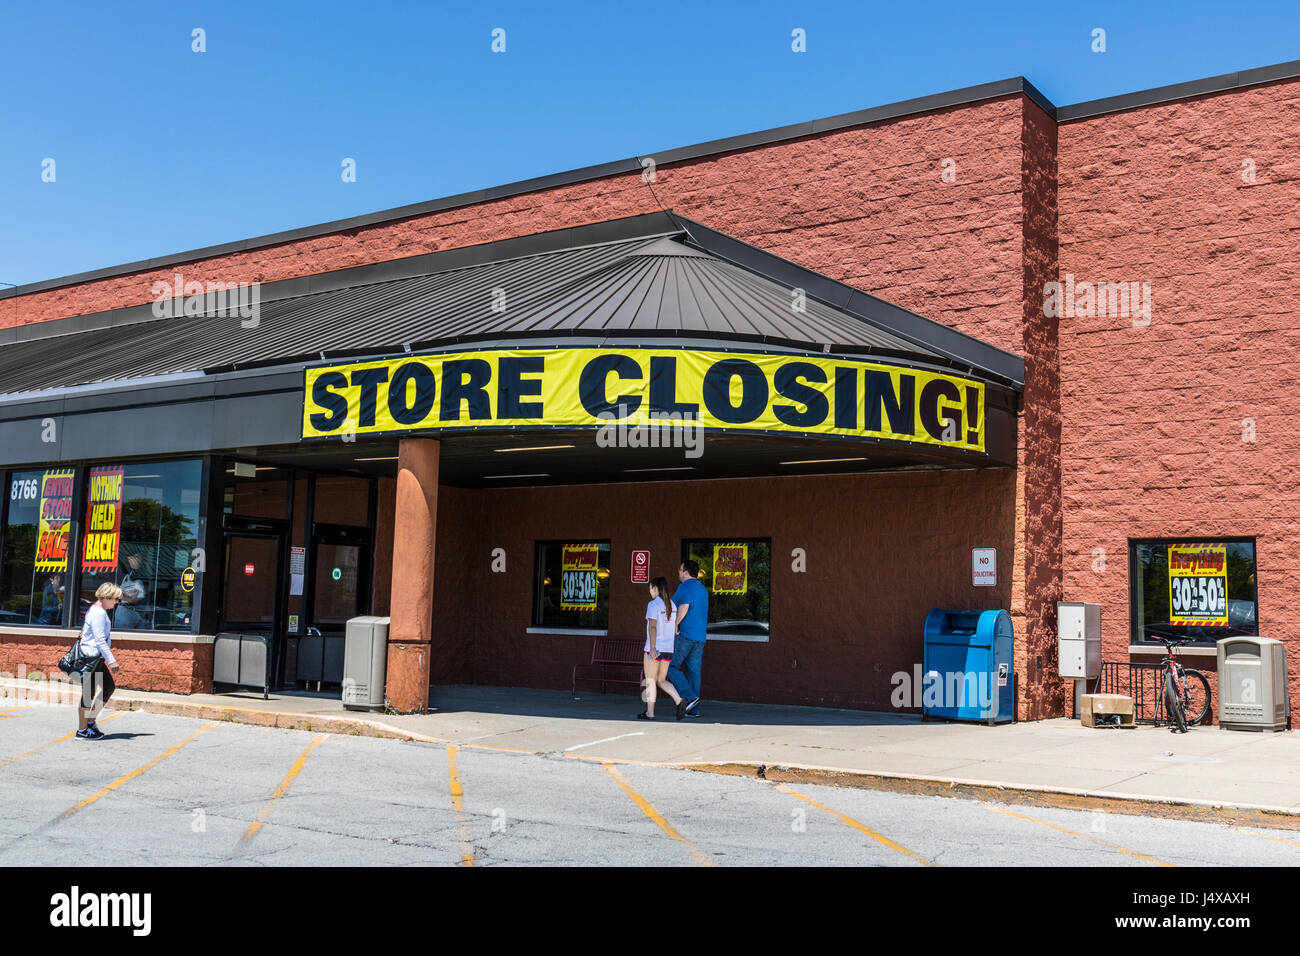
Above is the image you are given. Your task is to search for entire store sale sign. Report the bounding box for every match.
[1167,544,1228,627]
[34,469,75,572]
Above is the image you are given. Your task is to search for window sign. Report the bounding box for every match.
[533,542,610,630]
[1167,544,1228,627]
[712,544,748,594]
[2,469,73,626]
[81,466,125,573]
[35,469,75,573]
[561,544,600,610]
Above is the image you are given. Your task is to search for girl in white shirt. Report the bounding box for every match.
[640,577,687,720]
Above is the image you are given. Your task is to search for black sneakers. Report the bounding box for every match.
[684,697,701,717]
[76,725,105,740]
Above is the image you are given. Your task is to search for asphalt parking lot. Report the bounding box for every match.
[1,703,1297,866]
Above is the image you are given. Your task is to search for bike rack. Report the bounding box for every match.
[1088,662,1179,726]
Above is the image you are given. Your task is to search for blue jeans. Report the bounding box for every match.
[668,637,704,702]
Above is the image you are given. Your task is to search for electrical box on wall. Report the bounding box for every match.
[1058,602,1101,679]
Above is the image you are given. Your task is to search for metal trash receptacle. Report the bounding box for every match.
[922,609,1015,725]
[1218,636,1289,732]
[213,631,270,698]
[343,616,389,711]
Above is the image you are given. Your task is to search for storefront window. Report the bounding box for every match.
[1130,539,1258,645]
[533,541,611,629]
[1,469,75,626]
[681,538,771,636]
[78,460,203,632]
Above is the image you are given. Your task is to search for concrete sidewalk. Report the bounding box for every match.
[4,678,1297,819]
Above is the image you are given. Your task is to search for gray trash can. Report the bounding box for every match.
[1217,636,1289,732]
[343,616,389,712]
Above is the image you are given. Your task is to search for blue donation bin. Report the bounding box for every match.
[922,609,1015,724]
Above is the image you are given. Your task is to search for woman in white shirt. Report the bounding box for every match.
[76,583,123,740]
[639,577,687,721]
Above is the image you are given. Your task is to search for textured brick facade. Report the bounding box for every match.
[0,633,211,694]
[1058,79,1300,723]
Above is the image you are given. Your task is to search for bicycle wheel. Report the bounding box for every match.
[1164,672,1187,732]
[1181,668,1211,726]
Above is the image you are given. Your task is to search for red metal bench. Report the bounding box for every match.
[572,638,644,698]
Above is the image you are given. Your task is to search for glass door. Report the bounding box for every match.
[221,534,282,627]
[300,524,370,688]
[218,527,286,694]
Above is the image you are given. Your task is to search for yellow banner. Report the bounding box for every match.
[1168,544,1228,627]
[301,347,986,451]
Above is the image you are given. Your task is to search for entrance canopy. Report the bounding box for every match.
[0,212,1024,482]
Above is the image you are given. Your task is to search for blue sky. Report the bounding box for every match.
[2,0,1297,286]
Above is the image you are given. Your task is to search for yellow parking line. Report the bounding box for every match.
[59,721,219,821]
[0,712,127,769]
[238,734,326,849]
[982,803,1175,866]
[775,784,935,866]
[1234,828,1300,850]
[603,762,716,866]
[0,706,30,718]
[447,745,475,866]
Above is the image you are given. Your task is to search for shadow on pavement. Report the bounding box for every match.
[425,683,924,728]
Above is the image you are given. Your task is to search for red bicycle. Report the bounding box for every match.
[1157,637,1211,733]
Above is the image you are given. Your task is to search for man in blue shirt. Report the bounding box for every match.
[669,560,709,716]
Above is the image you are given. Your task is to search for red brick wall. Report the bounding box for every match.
[0,633,212,694]
[426,469,1016,710]
[1013,102,1065,718]
[1058,79,1300,723]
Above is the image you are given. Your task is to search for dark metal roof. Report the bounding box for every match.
[0,212,1025,398]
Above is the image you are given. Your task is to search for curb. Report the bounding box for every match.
[682,761,1300,831]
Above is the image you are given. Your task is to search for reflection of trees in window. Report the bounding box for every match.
[122,499,194,545]
[684,539,770,631]
[1133,540,1257,643]
[1,524,37,615]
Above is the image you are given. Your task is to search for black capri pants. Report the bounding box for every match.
[77,660,116,709]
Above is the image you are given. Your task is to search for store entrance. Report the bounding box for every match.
[295,524,370,690]
[218,463,376,694]
[218,519,288,694]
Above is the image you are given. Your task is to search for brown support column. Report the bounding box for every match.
[385,438,439,713]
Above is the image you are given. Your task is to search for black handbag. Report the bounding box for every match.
[57,640,97,676]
